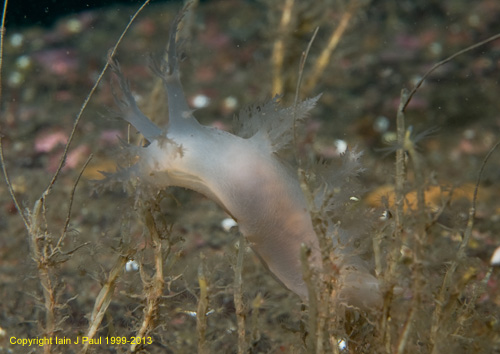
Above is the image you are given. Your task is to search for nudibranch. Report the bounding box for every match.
[106,8,381,310]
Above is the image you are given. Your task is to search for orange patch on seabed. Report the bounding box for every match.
[83,153,141,180]
[82,157,117,180]
[364,183,487,212]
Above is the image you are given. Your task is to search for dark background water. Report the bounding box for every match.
[5,0,179,27]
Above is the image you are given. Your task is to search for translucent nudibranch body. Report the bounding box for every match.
[108,9,381,310]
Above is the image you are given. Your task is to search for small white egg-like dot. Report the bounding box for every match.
[10,33,24,47]
[66,18,83,33]
[373,116,389,133]
[8,71,23,87]
[125,259,139,272]
[16,55,32,70]
[379,210,392,221]
[184,311,197,318]
[334,139,347,154]
[182,309,214,318]
[382,131,397,144]
[192,94,211,108]
[223,96,238,110]
[490,246,500,266]
[338,339,347,351]
[221,218,238,232]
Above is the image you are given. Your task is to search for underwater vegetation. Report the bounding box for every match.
[0,0,499,353]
